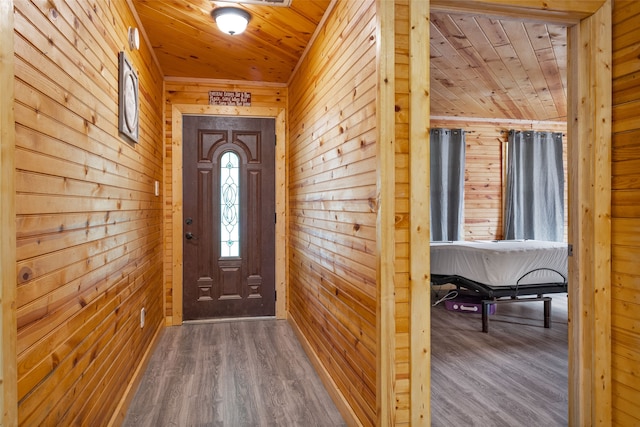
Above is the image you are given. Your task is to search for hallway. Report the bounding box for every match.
[123,319,346,426]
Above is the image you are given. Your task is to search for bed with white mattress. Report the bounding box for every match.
[430,240,568,332]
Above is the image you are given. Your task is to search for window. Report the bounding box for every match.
[430,128,465,241]
[220,151,240,256]
[504,130,564,241]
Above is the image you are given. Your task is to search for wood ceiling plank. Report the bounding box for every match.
[134,1,568,122]
[134,3,302,77]
[476,16,543,120]
[454,15,534,119]
[249,6,324,37]
[430,13,473,50]
[429,10,568,121]
[289,0,331,23]
[433,12,536,120]
[501,19,560,120]
[525,22,567,119]
[537,46,567,119]
[549,24,568,97]
[525,22,554,51]
[475,15,510,46]
[133,0,330,82]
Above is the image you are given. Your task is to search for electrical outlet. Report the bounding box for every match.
[140,307,145,328]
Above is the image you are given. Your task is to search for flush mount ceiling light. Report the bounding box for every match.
[211,7,251,36]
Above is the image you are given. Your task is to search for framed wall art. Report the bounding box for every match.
[118,51,139,143]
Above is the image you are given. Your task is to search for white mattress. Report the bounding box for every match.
[430,240,568,287]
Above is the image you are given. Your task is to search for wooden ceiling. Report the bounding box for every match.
[430,11,567,122]
[132,0,331,83]
[132,1,567,122]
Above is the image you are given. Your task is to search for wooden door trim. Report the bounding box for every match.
[429,0,604,23]
[375,0,396,425]
[171,105,286,325]
[568,3,612,423]
[409,1,431,425]
[411,1,612,425]
[1,0,17,424]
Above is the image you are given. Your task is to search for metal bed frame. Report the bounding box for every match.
[431,268,567,332]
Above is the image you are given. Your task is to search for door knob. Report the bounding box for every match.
[185,232,196,240]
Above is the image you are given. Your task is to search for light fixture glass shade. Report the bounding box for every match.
[212,7,250,36]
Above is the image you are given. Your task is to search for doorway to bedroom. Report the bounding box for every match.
[427,9,572,425]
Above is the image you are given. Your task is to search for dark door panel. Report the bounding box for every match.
[183,116,275,320]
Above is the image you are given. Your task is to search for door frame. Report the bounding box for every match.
[1,0,17,423]
[401,1,611,425]
[171,105,286,325]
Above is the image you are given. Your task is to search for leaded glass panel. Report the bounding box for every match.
[220,151,240,257]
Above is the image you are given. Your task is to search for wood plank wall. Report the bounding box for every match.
[611,1,640,425]
[13,0,164,424]
[163,80,286,322]
[430,119,567,241]
[287,0,378,425]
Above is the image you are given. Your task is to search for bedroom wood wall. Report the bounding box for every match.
[13,0,164,424]
[163,80,287,322]
[287,0,378,425]
[430,119,567,241]
[611,1,640,425]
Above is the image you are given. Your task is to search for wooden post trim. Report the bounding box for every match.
[409,1,431,425]
[376,0,396,424]
[568,1,612,425]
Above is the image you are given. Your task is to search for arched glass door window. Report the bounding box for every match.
[220,151,240,257]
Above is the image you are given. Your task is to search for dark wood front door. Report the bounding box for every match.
[183,116,276,320]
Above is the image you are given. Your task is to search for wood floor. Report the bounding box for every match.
[431,291,569,426]
[124,295,567,426]
[122,319,346,427]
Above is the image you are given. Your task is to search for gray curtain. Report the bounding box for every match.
[504,130,564,241]
[430,128,465,241]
